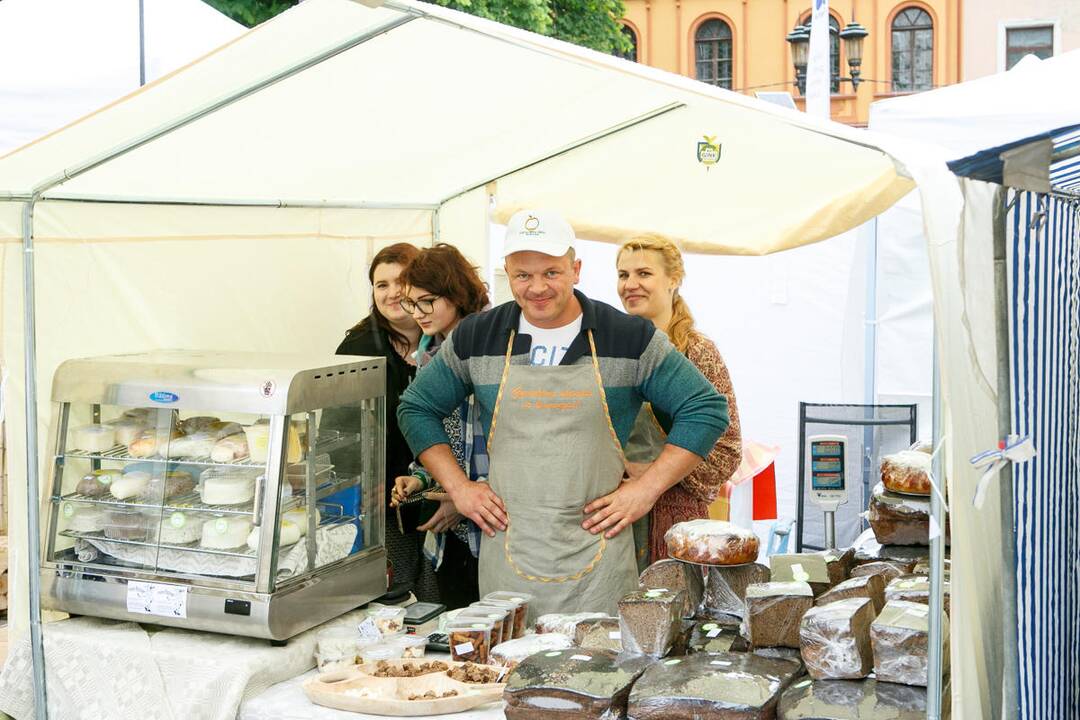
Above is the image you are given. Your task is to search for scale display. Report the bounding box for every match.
[807,434,849,516]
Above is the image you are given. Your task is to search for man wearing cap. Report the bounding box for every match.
[397,210,728,617]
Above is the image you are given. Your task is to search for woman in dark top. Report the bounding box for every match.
[335,242,438,603]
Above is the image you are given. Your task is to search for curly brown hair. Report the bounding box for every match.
[400,243,489,318]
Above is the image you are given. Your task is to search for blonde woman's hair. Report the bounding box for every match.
[617,234,696,354]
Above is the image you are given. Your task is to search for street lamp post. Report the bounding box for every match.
[785,24,810,95]
[787,21,869,96]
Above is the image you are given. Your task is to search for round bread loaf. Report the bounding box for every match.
[664,519,759,565]
[881,450,932,495]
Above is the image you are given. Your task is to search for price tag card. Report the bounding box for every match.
[357,618,381,640]
[454,642,475,655]
[126,581,188,619]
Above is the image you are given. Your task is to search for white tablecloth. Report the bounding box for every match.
[0,609,368,720]
[238,661,507,720]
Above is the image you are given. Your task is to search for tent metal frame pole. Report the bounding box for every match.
[27,13,417,197]
[138,0,146,87]
[22,197,48,720]
[993,186,1019,719]
[927,334,945,720]
[5,195,438,211]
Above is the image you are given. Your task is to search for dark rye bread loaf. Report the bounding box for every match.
[885,575,951,617]
[815,574,886,613]
[574,618,623,653]
[701,563,770,617]
[798,598,875,680]
[638,559,704,619]
[744,582,814,649]
[627,651,802,720]
[778,677,939,720]
[618,589,684,657]
[504,648,655,720]
[870,600,951,687]
[849,560,911,584]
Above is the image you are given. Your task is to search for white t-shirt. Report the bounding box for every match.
[518,314,583,366]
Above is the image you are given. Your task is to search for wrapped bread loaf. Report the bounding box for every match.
[665,520,759,565]
[618,589,684,657]
[870,600,950,687]
[743,581,814,649]
[211,433,249,463]
[778,677,936,720]
[574,618,623,653]
[490,634,573,671]
[503,648,654,720]
[534,612,610,639]
[627,651,802,720]
[688,618,748,654]
[702,562,770,617]
[769,554,836,596]
[868,482,948,546]
[849,560,912,584]
[852,528,933,567]
[127,427,182,458]
[881,450,933,495]
[798,598,875,680]
[638,558,704,618]
[912,558,951,578]
[885,575,951,616]
[753,646,805,675]
[815,574,886,613]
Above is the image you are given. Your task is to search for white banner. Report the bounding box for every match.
[805,0,831,118]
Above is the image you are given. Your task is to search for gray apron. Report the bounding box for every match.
[479,329,638,619]
[624,404,668,571]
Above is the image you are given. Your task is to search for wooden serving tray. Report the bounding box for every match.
[304,660,506,716]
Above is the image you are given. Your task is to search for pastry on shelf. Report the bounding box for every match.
[76,469,122,497]
[127,427,183,458]
[139,471,195,502]
[210,433,249,463]
[64,503,106,533]
[198,468,258,505]
[158,510,205,544]
[107,417,147,446]
[71,424,116,453]
[246,519,302,551]
[103,507,153,541]
[201,516,254,550]
[178,416,221,434]
[283,506,320,534]
[110,471,151,500]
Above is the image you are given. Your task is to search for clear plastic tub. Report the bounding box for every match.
[102,507,154,541]
[483,591,533,639]
[316,627,360,669]
[447,619,494,664]
[387,633,428,658]
[359,643,405,664]
[368,606,407,636]
[460,606,511,646]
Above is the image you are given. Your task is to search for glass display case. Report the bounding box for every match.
[40,351,387,640]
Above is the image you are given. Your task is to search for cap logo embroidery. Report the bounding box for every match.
[524,215,540,231]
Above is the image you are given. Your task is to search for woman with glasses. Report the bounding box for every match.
[390,243,490,608]
[332,242,440,603]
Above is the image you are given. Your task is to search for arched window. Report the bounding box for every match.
[891,7,933,92]
[694,19,732,89]
[618,24,638,62]
[799,14,841,93]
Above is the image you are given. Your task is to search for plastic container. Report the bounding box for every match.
[447,619,494,664]
[359,643,405,664]
[460,606,511,646]
[243,420,302,464]
[71,424,116,452]
[102,507,154,541]
[316,626,360,670]
[483,591,533,638]
[387,634,428,658]
[368,606,407,635]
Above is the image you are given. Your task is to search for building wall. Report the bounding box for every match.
[962,0,1080,80]
[622,0,961,125]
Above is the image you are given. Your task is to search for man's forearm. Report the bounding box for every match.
[640,444,706,498]
[417,444,470,492]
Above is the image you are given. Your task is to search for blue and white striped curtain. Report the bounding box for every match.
[1010,190,1080,718]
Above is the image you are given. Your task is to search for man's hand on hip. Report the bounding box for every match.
[447,481,507,537]
[582,479,661,539]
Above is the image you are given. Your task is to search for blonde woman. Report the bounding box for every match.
[616,234,743,564]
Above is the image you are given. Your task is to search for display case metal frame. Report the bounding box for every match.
[39,351,388,641]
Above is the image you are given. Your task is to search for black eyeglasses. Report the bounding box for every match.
[400,296,440,315]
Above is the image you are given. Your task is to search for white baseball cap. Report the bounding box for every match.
[502,209,576,259]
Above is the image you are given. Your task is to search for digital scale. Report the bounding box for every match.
[808,434,850,549]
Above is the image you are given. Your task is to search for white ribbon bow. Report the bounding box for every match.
[969,436,1037,509]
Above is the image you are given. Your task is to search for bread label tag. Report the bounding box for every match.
[570,655,592,661]
[664,659,682,666]
[170,512,186,528]
[709,660,732,667]
[791,563,810,583]
[454,642,475,655]
[214,518,229,534]
[701,623,718,631]
[544,651,563,657]
[706,628,722,638]
[795,679,812,688]
[644,589,667,598]
[357,618,381,640]
[63,503,74,518]
[608,631,621,640]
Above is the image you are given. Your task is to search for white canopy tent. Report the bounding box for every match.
[0,0,245,156]
[0,0,978,714]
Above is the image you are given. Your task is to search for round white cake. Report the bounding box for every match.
[199,469,257,505]
[72,424,115,453]
[159,511,204,544]
[246,519,302,551]
[201,516,253,549]
[64,503,105,533]
[110,471,151,500]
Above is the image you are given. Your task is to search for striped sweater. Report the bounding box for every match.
[398,290,729,461]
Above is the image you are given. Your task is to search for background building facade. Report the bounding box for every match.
[962,0,1080,79]
[620,0,961,125]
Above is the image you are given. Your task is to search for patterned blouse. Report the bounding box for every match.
[680,331,742,503]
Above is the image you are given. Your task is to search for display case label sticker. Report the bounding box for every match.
[126,580,187,619]
[149,391,179,404]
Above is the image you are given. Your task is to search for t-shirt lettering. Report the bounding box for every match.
[518,315,583,366]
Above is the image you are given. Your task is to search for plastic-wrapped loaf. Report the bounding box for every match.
[503,648,654,720]
[687,618,747,654]
[870,600,950,687]
[851,528,932,567]
[701,563,769,617]
[880,450,933,496]
[819,547,856,582]
[618,589,684,657]
[868,482,949,546]
[626,651,802,720]
[798,598,875,680]
[490,634,574,671]
[778,677,938,720]
[815,574,886,613]
[534,612,610,639]
[885,575,951,617]
[664,520,759,565]
[769,554,836,596]
[912,558,951,578]
[743,581,814,649]
[638,559,704,618]
[574,618,623,653]
[753,646,805,674]
[849,560,911,584]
